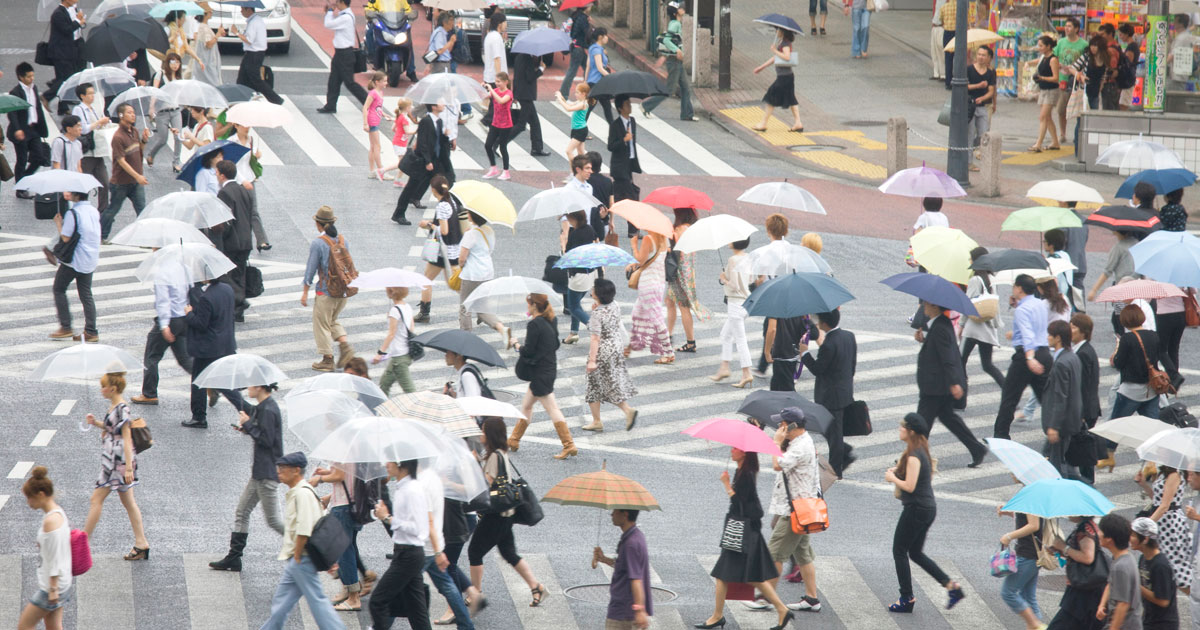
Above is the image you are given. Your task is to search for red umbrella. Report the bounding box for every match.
[644,185,714,211]
[558,0,595,9]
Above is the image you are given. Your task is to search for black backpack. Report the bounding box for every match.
[1161,402,1198,429]
[1116,45,1137,89]
[462,364,495,400]
[569,12,590,49]
[452,27,472,64]
[343,464,381,526]
[664,250,680,284]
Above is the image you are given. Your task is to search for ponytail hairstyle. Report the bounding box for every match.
[22,465,53,498]
[430,174,451,199]
[1038,278,1069,315]
[367,70,386,91]
[394,96,413,121]
[527,293,555,321]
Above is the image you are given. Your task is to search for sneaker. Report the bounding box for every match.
[741,598,770,611]
[461,111,474,121]
[482,166,500,179]
[751,369,768,379]
[788,597,822,612]
[394,178,406,188]
[498,170,511,181]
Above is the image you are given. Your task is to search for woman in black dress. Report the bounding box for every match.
[507,293,577,459]
[695,447,793,629]
[751,28,803,133]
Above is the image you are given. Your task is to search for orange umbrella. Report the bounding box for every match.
[609,200,674,237]
[542,463,661,511]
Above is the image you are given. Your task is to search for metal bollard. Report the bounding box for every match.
[980,131,1002,197]
[629,0,645,38]
[886,117,907,177]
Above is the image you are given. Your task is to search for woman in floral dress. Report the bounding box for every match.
[82,372,151,561]
[626,232,675,364]
[582,278,639,432]
[666,208,710,353]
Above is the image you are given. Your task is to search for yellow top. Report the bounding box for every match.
[939,1,977,32]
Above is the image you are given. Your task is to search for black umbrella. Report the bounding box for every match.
[411,329,507,368]
[83,14,171,65]
[1084,205,1163,235]
[589,71,669,100]
[969,249,1048,273]
[737,390,834,434]
[216,84,257,104]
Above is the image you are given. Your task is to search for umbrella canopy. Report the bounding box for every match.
[140,191,234,228]
[909,226,978,284]
[516,187,600,223]
[455,396,526,419]
[411,329,506,367]
[542,465,661,511]
[160,79,229,109]
[406,72,488,105]
[193,353,288,389]
[107,85,176,117]
[14,170,103,195]
[737,390,834,434]
[110,217,210,247]
[683,417,783,456]
[490,0,538,8]
[558,0,596,8]
[177,139,250,189]
[1025,179,1105,205]
[1137,427,1200,471]
[589,70,669,100]
[969,249,1048,273]
[554,243,637,269]
[87,0,160,25]
[216,83,257,103]
[309,416,444,480]
[511,27,571,56]
[1084,205,1162,235]
[1091,415,1176,450]
[674,214,758,254]
[1001,206,1085,232]
[423,431,490,503]
[349,267,434,290]
[737,181,826,214]
[644,186,713,211]
[55,66,137,102]
[993,256,1077,285]
[982,438,1062,485]
[423,0,490,8]
[878,165,967,198]
[83,14,171,65]
[1002,478,1115,518]
[461,276,562,314]
[376,392,481,438]
[451,180,516,228]
[942,28,1004,52]
[753,13,804,34]
[1131,230,1200,287]
[1096,135,1186,171]
[743,272,855,318]
[0,94,32,114]
[734,241,831,276]
[148,0,205,17]
[609,200,674,236]
[134,242,234,284]
[881,272,979,317]
[1116,168,1196,197]
[286,373,389,409]
[31,342,144,381]
[285,391,374,449]
[224,101,292,128]
[1094,279,1186,303]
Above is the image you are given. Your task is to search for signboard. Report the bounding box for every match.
[1144,14,1168,112]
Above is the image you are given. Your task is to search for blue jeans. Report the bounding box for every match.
[425,555,474,630]
[261,557,346,630]
[560,47,587,98]
[1000,556,1041,616]
[330,505,362,588]
[102,183,146,239]
[1112,392,1160,419]
[851,8,870,57]
[810,0,828,15]
[565,288,590,333]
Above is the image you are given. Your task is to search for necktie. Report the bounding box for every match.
[434,120,443,158]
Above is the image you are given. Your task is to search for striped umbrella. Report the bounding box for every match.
[542,463,661,511]
[1094,279,1185,303]
[983,438,1061,485]
[376,391,481,438]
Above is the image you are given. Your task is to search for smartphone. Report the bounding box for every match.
[230,423,242,431]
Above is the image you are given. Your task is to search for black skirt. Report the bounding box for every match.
[710,523,779,584]
[763,74,798,108]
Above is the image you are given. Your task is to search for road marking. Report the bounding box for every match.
[279,96,351,167]
[460,118,550,172]
[249,127,283,167]
[182,554,250,630]
[597,561,687,630]
[636,113,743,176]
[290,16,332,69]
[556,100,679,176]
[31,430,56,447]
[534,113,575,162]
[813,556,901,630]
[0,496,8,514]
[77,556,135,630]
[500,553,578,630]
[336,95,373,151]
[0,554,17,618]
[911,558,1006,630]
[7,462,34,479]
[221,65,327,73]
[52,399,76,415]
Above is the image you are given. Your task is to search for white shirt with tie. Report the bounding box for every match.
[242,14,268,52]
[20,82,39,126]
[620,115,635,159]
[324,9,356,49]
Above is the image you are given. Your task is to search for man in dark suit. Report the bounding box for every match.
[44,0,85,114]
[510,52,550,156]
[392,102,445,226]
[184,280,243,428]
[916,300,988,466]
[216,161,254,322]
[1072,313,1102,482]
[607,97,642,238]
[800,310,857,477]
[8,62,50,193]
[1042,320,1083,477]
[586,151,614,239]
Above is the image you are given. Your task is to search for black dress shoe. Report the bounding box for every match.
[316,106,336,113]
[968,449,988,468]
[412,200,427,209]
[181,418,208,429]
[15,190,34,200]
[694,618,725,629]
[530,150,552,157]
[395,217,412,226]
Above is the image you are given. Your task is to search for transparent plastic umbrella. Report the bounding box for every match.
[110,217,210,248]
[674,214,758,254]
[349,267,434,290]
[516,186,601,223]
[285,391,373,449]
[737,181,827,214]
[134,242,234,284]
[56,66,137,102]
[461,275,563,315]
[1095,135,1186,171]
[31,343,144,381]
[140,191,234,228]
[734,241,831,276]
[1091,415,1175,450]
[160,79,229,109]
[107,85,177,117]
[309,416,445,480]
[192,353,288,390]
[286,373,388,409]
[1136,427,1200,471]
[86,0,160,25]
[426,430,489,502]
[405,71,488,105]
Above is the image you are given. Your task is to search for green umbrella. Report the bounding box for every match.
[0,94,32,114]
[1001,206,1084,232]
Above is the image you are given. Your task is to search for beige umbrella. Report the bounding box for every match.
[943,28,1004,52]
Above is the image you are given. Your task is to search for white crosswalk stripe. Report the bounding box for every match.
[278,96,351,168]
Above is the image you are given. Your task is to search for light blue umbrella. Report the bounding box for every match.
[511,28,571,56]
[983,438,1061,485]
[554,244,636,270]
[1131,230,1200,287]
[1002,478,1116,518]
[148,1,204,17]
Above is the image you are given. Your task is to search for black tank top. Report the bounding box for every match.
[1037,55,1059,90]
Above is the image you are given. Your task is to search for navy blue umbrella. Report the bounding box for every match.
[742,272,855,318]
[512,28,571,56]
[1115,168,1196,197]
[176,140,250,189]
[754,13,805,34]
[881,272,978,317]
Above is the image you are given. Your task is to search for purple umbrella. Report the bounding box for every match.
[878,165,967,199]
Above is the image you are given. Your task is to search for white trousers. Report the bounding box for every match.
[719,302,752,367]
[931,27,946,78]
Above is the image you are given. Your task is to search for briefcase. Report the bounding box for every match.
[34,194,67,221]
[244,266,264,298]
[260,65,275,89]
[842,401,872,437]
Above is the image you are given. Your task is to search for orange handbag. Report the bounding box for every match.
[783,470,829,534]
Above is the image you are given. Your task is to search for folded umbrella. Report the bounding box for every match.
[83,14,171,65]
[1084,205,1162,235]
[451,180,517,228]
[734,241,830,276]
[609,200,674,236]
[405,72,488,105]
[878,165,967,198]
[14,170,103,196]
[160,79,229,109]
[411,329,506,368]
[674,214,758,254]
[376,391,481,438]
[1096,135,1186,171]
[286,373,389,409]
[1002,478,1115,518]
[1001,206,1085,232]
[140,191,234,228]
[193,353,288,389]
[349,267,434,290]
[1090,415,1176,450]
[737,181,826,214]
[909,226,978,284]
[1130,230,1200,287]
[743,272,855,318]
[1025,179,1105,205]
[982,438,1061,485]
[542,463,661,511]
[31,342,144,381]
[134,242,234,284]
[285,391,374,449]
[461,275,562,315]
[1094,279,1185,303]
[224,101,292,128]
[737,390,834,434]
[753,13,805,34]
[881,272,979,317]
[511,27,571,56]
[55,66,137,102]
[968,249,1048,273]
[554,243,637,269]
[1116,168,1196,197]
[683,417,783,456]
[589,71,669,100]
[516,187,600,223]
[177,139,250,189]
[644,185,713,211]
[110,217,210,248]
[1135,427,1200,470]
[107,85,176,117]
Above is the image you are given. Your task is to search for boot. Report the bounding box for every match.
[1096,449,1116,473]
[312,355,335,372]
[209,532,247,571]
[552,421,578,460]
[413,301,431,324]
[336,341,356,369]
[507,418,529,452]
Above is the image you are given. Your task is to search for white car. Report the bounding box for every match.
[209,0,293,54]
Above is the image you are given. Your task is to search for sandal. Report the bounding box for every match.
[623,345,632,358]
[654,356,675,365]
[331,591,350,605]
[530,584,548,607]
[434,615,457,626]
[1047,145,1062,150]
[676,340,697,353]
[751,126,768,132]
[124,546,150,561]
[1027,145,1043,153]
[333,602,361,612]
[789,126,805,132]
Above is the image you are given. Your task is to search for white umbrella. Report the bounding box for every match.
[456,395,526,419]
[674,214,759,254]
[1096,135,1186,171]
[421,0,489,9]
[110,217,210,248]
[86,0,161,25]
[285,391,373,449]
[160,79,229,110]
[738,181,827,215]
[56,66,137,102]
[31,342,144,381]
[516,187,601,223]
[14,170,102,195]
[461,275,563,315]
[349,267,434,290]
[309,416,445,480]
[140,191,234,228]
[134,242,234,284]
[1025,179,1105,205]
[286,373,389,409]
[224,101,293,128]
[993,257,1077,285]
[37,0,60,21]
[193,353,288,390]
[108,85,177,117]
[1136,427,1200,471]
[1091,415,1176,450]
[405,72,488,105]
[735,241,831,276]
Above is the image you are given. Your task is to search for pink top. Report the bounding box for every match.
[491,89,514,128]
[366,89,384,127]
[392,113,416,147]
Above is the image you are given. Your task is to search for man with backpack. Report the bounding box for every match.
[302,206,359,372]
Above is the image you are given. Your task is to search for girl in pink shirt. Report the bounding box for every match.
[384,98,418,188]
[361,71,392,181]
[482,72,514,180]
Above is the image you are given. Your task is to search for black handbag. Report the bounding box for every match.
[406,323,425,361]
[35,41,52,66]
[303,488,351,571]
[543,254,568,293]
[353,28,368,73]
[244,265,264,298]
[51,207,81,264]
[485,453,522,514]
[399,147,421,176]
[506,457,543,527]
[31,140,52,168]
[1064,526,1109,590]
[514,354,536,382]
[1065,429,1097,467]
[843,400,872,436]
[79,131,96,154]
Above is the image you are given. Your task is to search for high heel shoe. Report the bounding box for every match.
[732,376,754,388]
[710,370,731,382]
[769,611,795,629]
[693,617,726,629]
[946,584,966,609]
[124,546,150,561]
[888,597,915,613]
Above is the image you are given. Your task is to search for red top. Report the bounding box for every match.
[491,89,514,129]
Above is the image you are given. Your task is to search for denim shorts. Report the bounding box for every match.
[369,125,380,132]
[30,585,73,612]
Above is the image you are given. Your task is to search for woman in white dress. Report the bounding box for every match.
[191,4,225,85]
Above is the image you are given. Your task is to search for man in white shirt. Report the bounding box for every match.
[318,0,369,113]
[132,262,192,405]
[371,460,432,630]
[481,13,508,125]
[51,115,83,173]
[8,62,50,192]
[418,470,475,630]
[71,83,112,215]
[232,7,283,104]
[930,0,948,80]
[49,189,101,342]
[561,155,595,247]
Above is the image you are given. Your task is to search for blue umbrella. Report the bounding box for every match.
[743,272,855,318]
[754,13,805,35]
[983,438,1061,485]
[1001,478,1115,518]
[553,243,636,270]
[512,28,571,56]
[881,272,979,317]
[1116,168,1196,197]
[176,140,250,189]
[1130,230,1200,287]
[222,0,266,7]
[149,1,206,18]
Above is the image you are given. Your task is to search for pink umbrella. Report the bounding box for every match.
[1095,279,1186,303]
[683,417,783,456]
[878,165,967,199]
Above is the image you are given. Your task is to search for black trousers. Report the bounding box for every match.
[189,355,245,423]
[825,405,849,476]
[52,263,95,335]
[326,48,369,108]
[511,99,543,152]
[236,50,283,105]
[222,248,251,316]
[769,360,795,392]
[942,30,955,90]
[13,137,41,181]
[613,177,640,237]
[394,165,435,220]
[1158,311,1186,380]
[993,346,1053,440]
[893,504,949,600]
[467,513,521,566]
[141,317,192,398]
[80,157,108,215]
[369,543,431,630]
[961,338,1005,388]
[46,57,82,114]
[918,393,987,460]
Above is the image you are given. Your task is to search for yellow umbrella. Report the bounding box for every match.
[909,226,978,284]
[450,180,517,230]
[943,28,1004,52]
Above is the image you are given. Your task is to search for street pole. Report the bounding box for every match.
[690,1,698,83]
[946,0,970,186]
[719,0,731,90]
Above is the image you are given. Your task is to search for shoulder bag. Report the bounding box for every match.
[1133,331,1174,395]
[51,207,81,264]
[626,249,660,290]
[784,456,830,534]
[1063,524,1109,589]
[303,487,351,571]
[0,154,13,182]
[353,24,368,73]
[507,455,543,526]
[484,453,523,515]
[129,417,153,453]
[1185,288,1199,328]
[397,304,424,361]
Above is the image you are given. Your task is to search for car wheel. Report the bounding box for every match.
[270,40,291,54]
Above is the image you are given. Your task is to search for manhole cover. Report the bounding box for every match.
[843,120,888,127]
[0,48,35,55]
[564,583,679,603]
[491,389,521,404]
[790,144,844,152]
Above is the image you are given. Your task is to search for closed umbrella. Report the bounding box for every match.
[309,416,444,480]
[942,28,1004,52]
[683,417,783,456]
[110,217,210,247]
[376,391,481,437]
[134,242,234,284]
[516,187,600,223]
[969,249,1048,273]
[285,391,373,449]
[349,267,434,290]
[589,71,669,100]
[411,329,506,367]
[1130,230,1200,287]
[223,101,292,128]
[1001,478,1115,518]
[644,186,713,211]
[193,353,288,389]
[608,200,674,236]
[878,165,967,198]
[55,66,137,102]
[1116,168,1196,197]
[743,272,855,318]
[1084,205,1162,235]
[14,170,103,195]
[451,180,516,228]
[553,243,636,269]
[733,241,830,276]
[405,72,488,105]
[881,272,979,316]
[674,214,758,254]
[140,191,234,228]
[31,343,144,381]
[1025,179,1105,205]
[982,438,1061,485]
[737,390,834,434]
[286,373,389,409]
[1096,135,1186,171]
[738,181,827,214]
[909,226,978,284]
[511,27,571,56]
[1094,279,1186,303]
[1137,427,1200,472]
[1090,415,1175,450]
[160,79,229,109]
[1000,206,1085,232]
[177,139,250,189]
[107,85,176,117]
[83,14,171,65]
